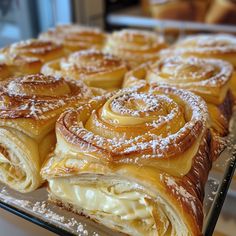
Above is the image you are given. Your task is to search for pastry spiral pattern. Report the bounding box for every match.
[0,74,92,192]
[42,85,211,236]
[42,49,129,90]
[124,56,233,137]
[103,29,167,67]
[39,25,106,53]
[173,34,236,99]
[0,39,65,75]
[163,34,236,66]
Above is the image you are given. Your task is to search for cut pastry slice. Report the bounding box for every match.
[0,74,92,192]
[160,34,236,98]
[42,84,212,236]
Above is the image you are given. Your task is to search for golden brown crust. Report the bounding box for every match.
[165,34,236,68]
[0,73,93,192]
[39,25,106,53]
[57,86,207,162]
[150,0,210,22]
[123,56,233,138]
[103,29,168,67]
[146,56,233,104]
[41,84,211,235]
[0,74,93,120]
[0,39,65,75]
[42,49,129,90]
[0,63,13,80]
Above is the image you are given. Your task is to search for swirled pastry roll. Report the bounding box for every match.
[0,39,65,75]
[124,56,233,137]
[39,25,106,53]
[42,49,129,90]
[103,29,168,67]
[150,0,210,22]
[42,85,212,236]
[162,34,236,97]
[0,74,92,192]
[173,34,236,66]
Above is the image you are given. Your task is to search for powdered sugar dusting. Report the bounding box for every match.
[0,74,92,120]
[176,34,236,54]
[60,84,208,163]
[149,56,233,88]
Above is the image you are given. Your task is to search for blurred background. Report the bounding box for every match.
[1,0,236,47]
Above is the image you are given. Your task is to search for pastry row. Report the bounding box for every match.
[149,0,236,25]
[0,25,236,236]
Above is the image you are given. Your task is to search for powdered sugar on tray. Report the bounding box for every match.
[0,186,100,236]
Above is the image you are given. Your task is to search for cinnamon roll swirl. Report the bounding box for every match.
[0,74,92,192]
[42,49,129,90]
[0,39,65,75]
[41,84,212,236]
[103,29,167,67]
[39,25,106,53]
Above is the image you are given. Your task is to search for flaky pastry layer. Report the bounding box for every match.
[42,84,211,235]
[0,73,92,192]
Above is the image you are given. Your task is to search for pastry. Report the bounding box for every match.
[0,74,92,192]
[172,34,236,66]
[150,0,210,22]
[39,24,106,53]
[103,29,167,68]
[206,0,236,25]
[42,49,129,90]
[41,84,212,236]
[0,39,65,75]
[124,56,234,137]
[161,34,236,98]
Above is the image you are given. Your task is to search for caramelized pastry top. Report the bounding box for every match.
[104,29,167,67]
[0,74,92,120]
[42,49,129,90]
[146,56,233,104]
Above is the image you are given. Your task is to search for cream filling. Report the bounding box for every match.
[49,178,157,235]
